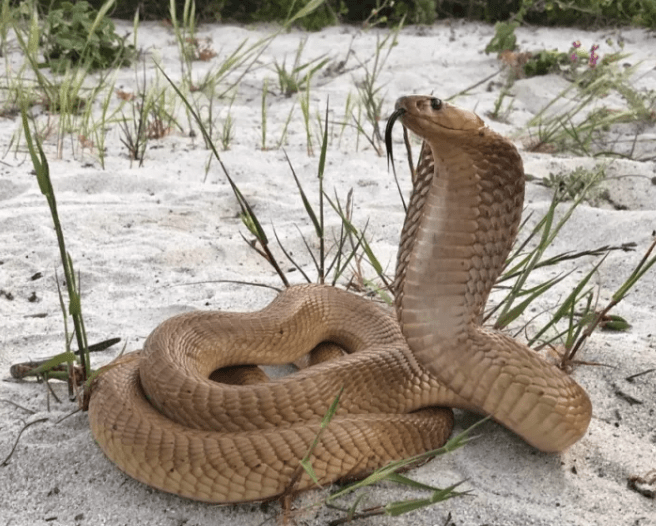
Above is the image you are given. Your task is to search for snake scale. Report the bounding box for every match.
[88,95,592,503]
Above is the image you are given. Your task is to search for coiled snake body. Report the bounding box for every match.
[88,96,592,503]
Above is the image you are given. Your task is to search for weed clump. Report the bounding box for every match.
[66,0,656,29]
[42,1,135,72]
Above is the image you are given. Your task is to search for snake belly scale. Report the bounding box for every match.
[88,95,592,503]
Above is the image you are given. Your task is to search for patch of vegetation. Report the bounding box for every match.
[541,166,606,203]
[42,1,135,72]
[273,37,330,97]
[35,0,656,29]
[251,0,341,30]
[441,0,656,28]
[485,21,519,54]
[528,0,656,28]
[483,18,655,159]
[523,43,655,157]
[522,49,569,77]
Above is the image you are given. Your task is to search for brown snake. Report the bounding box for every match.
[88,95,592,503]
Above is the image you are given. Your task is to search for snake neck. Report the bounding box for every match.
[395,129,525,353]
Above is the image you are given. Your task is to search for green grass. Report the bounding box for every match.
[6,1,129,161]
[350,26,401,156]
[273,36,330,98]
[523,61,656,158]
[20,106,91,390]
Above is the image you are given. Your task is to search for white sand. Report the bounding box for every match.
[1,20,655,526]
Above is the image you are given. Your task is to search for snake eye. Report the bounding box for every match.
[430,98,442,110]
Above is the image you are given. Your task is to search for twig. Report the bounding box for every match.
[0,399,36,414]
[273,225,313,283]
[328,506,385,525]
[165,279,282,292]
[56,407,82,424]
[447,69,502,101]
[1,418,48,466]
[9,338,121,380]
[44,378,61,405]
[625,368,655,383]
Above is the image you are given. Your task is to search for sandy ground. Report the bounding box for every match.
[1,19,656,526]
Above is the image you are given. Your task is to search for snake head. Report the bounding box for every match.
[385,95,485,169]
[392,96,484,139]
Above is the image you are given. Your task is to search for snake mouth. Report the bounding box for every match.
[385,107,406,170]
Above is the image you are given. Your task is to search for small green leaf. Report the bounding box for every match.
[26,351,76,377]
[299,458,320,486]
[495,274,567,329]
[600,315,631,331]
[385,481,468,516]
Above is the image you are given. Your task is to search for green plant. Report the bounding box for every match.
[219,93,236,150]
[534,0,656,28]
[172,0,330,150]
[0,0,14,55]
[261,78,269,150]
[388,0,435,26]
[169,0,197,83]
[163,60,391,293]
[20,106,91,392]
[488,169,607,330]
[560,237,656,365]
[350,25,401,156]
[359,0,395,28]
[299,78,315,155]
[118,66,181,166]
[518,41,654,157]
[273,37,329,97]
[8,0,131,162]
[29,0,656,28]
[526,74,650,156]
[488,86,514,121]
[522,49,570,77]
[276,100,296,149]
[540,165,606,202]
[42,0,135,73]
[253,0,339,30]
[169,0,216,67]
[119,97,148,166]
[80,74,122,168]
[317,413,477,523]
[25,64,102,158]
[481,165,656,368]
[336,92,354,147]
[485,21,519,55]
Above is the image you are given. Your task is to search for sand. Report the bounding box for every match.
[1,19,655,526]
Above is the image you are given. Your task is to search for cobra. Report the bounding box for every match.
[88,95,592,503]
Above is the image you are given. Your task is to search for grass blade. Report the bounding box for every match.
[21,106,90,380]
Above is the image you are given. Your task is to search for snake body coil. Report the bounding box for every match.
[88,96,592,503]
